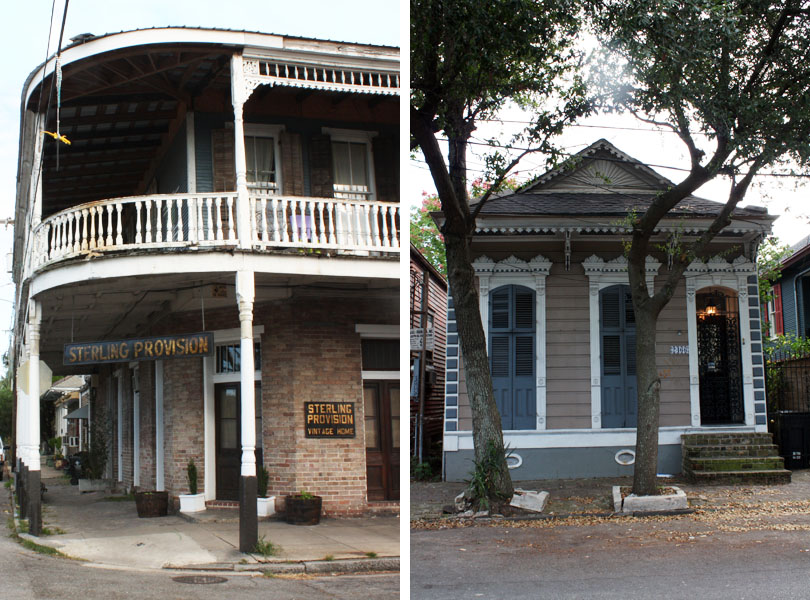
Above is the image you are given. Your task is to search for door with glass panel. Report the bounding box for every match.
[364,381,399,501]
[215,382,263,501]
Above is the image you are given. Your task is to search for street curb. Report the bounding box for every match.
[414,507,697,525]
[252,557,400,575]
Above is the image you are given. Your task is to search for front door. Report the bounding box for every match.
[215,382,262,500]
[600,285,637,428]
[364,381,399,501]
[697,291,744,424]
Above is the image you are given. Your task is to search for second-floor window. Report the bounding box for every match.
[245,124,283,193]
[324,128,376,201]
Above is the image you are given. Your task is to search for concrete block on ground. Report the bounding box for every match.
[613,485,688,514]
[510,489,549,513]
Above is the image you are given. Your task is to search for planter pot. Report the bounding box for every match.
[285,494,322,525]
[179,493,206,513]
[54,458,66,470]
[134,491,169,518]
[78,478,108,493]
[257,495,276,518]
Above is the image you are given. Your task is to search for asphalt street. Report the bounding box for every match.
[412,518,810,599]
[0,525,399,599]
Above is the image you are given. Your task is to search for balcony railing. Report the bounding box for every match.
[30,192,400,273]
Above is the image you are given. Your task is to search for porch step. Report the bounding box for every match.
[366,501,399,516]
[205,500,238,509]
[681,432,791,485]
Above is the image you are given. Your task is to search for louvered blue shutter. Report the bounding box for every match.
[600,285,638,428]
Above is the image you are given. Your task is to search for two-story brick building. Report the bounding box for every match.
[12,27,399,550]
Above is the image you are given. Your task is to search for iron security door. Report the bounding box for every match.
[600,285,637,428]
[215,382,263,501]
[489,285,535,430]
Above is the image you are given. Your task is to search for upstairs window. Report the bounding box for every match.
[244,124,283,194]
[324,128,376,201]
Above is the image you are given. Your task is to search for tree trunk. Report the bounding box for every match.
[444,230,514,501]
[632,304,661,496]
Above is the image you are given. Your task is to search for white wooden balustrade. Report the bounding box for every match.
[30,193,400,272]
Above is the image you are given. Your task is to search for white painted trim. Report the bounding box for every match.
[362,370,399,380]
[737,275,756,426]
[30,252,398,296]
[685,280,701,426]
[444,424,758,451]
[582,255,662,428]
[355,324,399,338]
[203,356,215,500]
[155,361,165,491]
[186,112,196,194]
[472,255,551,431]
[132,366,140,488]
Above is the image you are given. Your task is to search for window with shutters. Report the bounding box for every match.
[244,124,283,194]
[488,285,536,430]
[600,285,637,428]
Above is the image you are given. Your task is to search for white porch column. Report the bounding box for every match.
[155,360,164,491]
[685,279,701,427]
[25,300,42,469]
[231,53,251,250]
[235,269,258,552]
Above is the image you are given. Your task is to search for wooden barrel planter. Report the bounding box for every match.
[285,495,322,525]
[134,491,169,518]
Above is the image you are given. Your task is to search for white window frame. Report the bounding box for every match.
[322,127,377,201]
[472,255,551,431]
[244,124,284,194]
[582,255,661,430]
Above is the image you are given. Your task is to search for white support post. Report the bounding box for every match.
[231,54,251,250]
[236,270,256,478]
[26,300,42,470]
[203,356,215,500]
[685,279,701,427]
[535,274,547,430]
[588,281,602,429]
[155,361,164,491]
[737,275,756,426]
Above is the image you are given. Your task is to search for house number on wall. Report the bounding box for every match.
[670,345,689,355]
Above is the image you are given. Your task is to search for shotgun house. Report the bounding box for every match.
[441,139,779,481]
[767,235,810,340]
[12,27,400,546]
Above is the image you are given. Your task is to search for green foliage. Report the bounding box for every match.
[757,236,792,319]
[298,490,315,500]
[186,459,198,495]
[253,536,280,557]
[410,193,446,276]
[86,418,108,480]
[0,371,12,443]
[365,551,378,558]
[257,466,269,498]
[766,334,810,360]
[464,441,512,511]
[49,437,62,457]
[410,456,434,481]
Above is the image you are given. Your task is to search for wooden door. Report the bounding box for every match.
[600,285,638,428]
[215,382,263,501]
[364,381,399,501]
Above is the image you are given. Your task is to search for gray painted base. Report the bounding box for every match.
[444,445,682,482]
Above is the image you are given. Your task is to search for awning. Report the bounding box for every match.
[65,405,89,420]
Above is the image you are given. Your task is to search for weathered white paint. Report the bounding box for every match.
[155,360,164,491]
[685,279,701,426]
[186,112,196,194]
[231,54,252,252]
[30,249,398,297]
[203,356,215,500]
[361,370,399,380]
[26,300,42,470]
[355,324,399,338]
[236,270,256,478]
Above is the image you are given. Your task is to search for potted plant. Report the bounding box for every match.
[134,490,169,517]
[256,466,275,517]
[78,420,109,492]
[179,458,206,513]
[285,489,322,525]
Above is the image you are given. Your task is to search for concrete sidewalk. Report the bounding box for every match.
[14,463,399,574]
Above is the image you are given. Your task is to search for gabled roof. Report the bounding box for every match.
[473,139,772,220]
[782,234,810,269]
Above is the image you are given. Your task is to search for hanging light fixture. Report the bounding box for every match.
[705,300,718,316]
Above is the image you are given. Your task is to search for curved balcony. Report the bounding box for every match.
[29,192,400,276]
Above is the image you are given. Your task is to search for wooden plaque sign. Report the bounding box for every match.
[305,402,356,438]
[64,332,214,366]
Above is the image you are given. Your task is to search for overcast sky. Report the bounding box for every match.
[0,1,400,363]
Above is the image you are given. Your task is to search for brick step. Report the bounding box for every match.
[681,433,773,446]
[686,456,785,472]
[683,444,779,458]
[205,500,238,509]
[366,501,400,515]
[683,468,792,485]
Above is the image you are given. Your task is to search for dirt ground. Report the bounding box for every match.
[411,469,810,522]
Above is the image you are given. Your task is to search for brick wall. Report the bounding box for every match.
[162,357,205,497]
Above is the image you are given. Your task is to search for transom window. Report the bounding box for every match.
[215,342,262,374]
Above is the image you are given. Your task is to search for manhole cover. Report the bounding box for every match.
[171,575,228,585]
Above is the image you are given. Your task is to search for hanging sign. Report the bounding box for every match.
[64,332,214,365]
[410,327,435,351]
[304,402,356,438]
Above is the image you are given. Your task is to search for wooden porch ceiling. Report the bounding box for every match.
[31,45,232,215]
